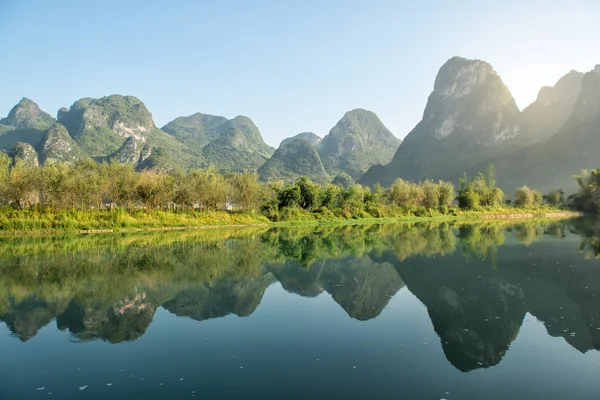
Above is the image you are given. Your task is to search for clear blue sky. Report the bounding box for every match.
[1,0,598,146]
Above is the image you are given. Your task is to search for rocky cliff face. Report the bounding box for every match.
[38,123,83,164]
[58,95,154,157]
[9,142,39,166]
[361,57,537,188]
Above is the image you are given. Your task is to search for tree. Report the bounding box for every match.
[543,189,564,206]
[6,161,40,208]
[278,185,301,208]
[421,180,440,209]
[515,186,535,208]
[295,178,322,211]
[571,169,600,212]
[438,181,455,207]
[231,171,262,211]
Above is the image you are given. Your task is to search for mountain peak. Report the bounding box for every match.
[1,98,55,130]
[318,109,401,179]
[280,132,321,148]
[422,56,519,144]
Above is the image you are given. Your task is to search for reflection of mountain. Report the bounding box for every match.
[163,273,276,321]
[57,293,157,343]
[272,255,404,320]
[0,297,68,341]
[1,220,600,373]
[386,251,526,371]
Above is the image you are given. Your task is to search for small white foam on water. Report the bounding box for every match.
[106,383,113,386]
[37,387,45,391]
[79,386,88,391]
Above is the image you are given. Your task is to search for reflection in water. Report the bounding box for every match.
[1,218,600,374]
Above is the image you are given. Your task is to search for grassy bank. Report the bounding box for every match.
[0,206,581,235]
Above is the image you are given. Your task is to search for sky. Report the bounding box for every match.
[0,0,598,147]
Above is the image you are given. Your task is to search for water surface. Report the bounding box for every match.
[2,219,600,399]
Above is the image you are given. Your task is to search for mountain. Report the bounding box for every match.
[57,95,202,170]
[280,132,321,148]
[162,112,275,172]
[361,57,522,187]
[318,109,401,179]
[161,112,229,152]
[258,138,329,183]
[0,97,55,130]
[487,65,600,192]
[37,123,84,164]
[202,116,275,171]
[0,98,55,152]
[520,70,584,145]
[57,95,155,157]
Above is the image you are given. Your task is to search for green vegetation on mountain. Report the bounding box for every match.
[280,132,321,148]
[319,109,401,179]
[161,111,275,172]
[0,98,55,130]
[161,112,229,152]
[331,172,355,188]
[258,139,329,183]
[0,98,55,152]
[56,95,202,170]
[202,116,274,172]
[58,95,155,157]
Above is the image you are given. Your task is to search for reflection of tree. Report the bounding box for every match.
[569,217,600,258]
[458,224,505,265]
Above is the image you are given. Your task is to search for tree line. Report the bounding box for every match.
[0,154,577,220]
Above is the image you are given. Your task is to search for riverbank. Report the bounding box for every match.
[0,207,583,235]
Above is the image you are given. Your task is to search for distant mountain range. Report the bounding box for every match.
[1,56,599,190]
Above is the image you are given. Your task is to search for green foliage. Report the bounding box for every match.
[543,189,565,206]
[571,169,600,213]
[457,166,505,210]
[331,173,355,188]
[514,186,541,208]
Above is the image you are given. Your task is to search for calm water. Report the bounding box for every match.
[2,219,600,399]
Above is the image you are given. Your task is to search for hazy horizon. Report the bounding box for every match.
[1,0,598,146]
